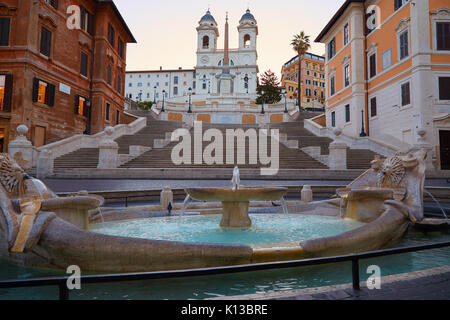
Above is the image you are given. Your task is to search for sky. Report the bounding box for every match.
[114,0,346,79]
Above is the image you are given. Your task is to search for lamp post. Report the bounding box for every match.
[153,86,157,104]
[360,109,367,137]
[161,90,166,113]
[188,87,192,113]
[261,88,265,115]
[283,89,288,114]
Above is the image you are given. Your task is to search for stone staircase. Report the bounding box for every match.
[51,111,378,172]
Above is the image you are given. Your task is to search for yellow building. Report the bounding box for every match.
[280,52,326,108]
[315,0,450,170]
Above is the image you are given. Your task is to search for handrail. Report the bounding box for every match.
[0,240,449,300]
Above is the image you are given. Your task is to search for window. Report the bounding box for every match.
[107,23,115,47]
[330,76,336,96]
[436,22,450,51]
[0,18,10,46]
[40,27,52,57]
[370,97,377,117]
[202,36,209,49]
[244,34,251,48]
[174,76,179,85]
[439,77,450,100]
[382,49,392,70]
[369,53,376,78]
[305,80,311,85]
[331,111,336,127]
[401,82,411,106]
[118,37,125,59]
[137,82,142,87]
[80,6,94,35]
[328,38,336,60]
[45,0,58,9]
[116,110,120,125]
[344,65,350,87]
[344,23,349,46]
[32,77,55,106]
[117,74,122,93]
[0,74,12,112]
[394,0,408,11]
[105,103,110,120]
[75,95,88,117]
[305,89,311,96]
[173,87,178,95]
[80,52,88,77]
[399,31,409,60]
[345,105,351,123]
[107,65,112,85]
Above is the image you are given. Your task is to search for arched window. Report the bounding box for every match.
[202,36,209,49]
[244,34,251,48]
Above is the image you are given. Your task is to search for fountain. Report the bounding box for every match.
[186,166,287,228]
[0,149,435,273]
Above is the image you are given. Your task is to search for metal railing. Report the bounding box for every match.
[0,241,449,300]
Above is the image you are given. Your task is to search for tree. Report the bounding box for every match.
[291,31,311,110]
[256,70,282,105]
[138,101,153,111]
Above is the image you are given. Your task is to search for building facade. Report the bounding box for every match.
[316,0,450,170]
[281,52,326,108]
[0,0,135,151]
[195,9,259,96]
[125,68,195,102]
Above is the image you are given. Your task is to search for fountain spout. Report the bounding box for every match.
[231,166,240,191]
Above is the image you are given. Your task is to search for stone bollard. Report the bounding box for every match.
[160,187,173,213]
[301,185,313,203]
[328,127,348,170]
[98,126,119,169]
[8,125,34,170]
[36,149,54,178]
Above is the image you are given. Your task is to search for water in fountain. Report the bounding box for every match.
[280,197,289,215]
[339,198,344,219]
[231,166,240,191]
[424,189,449,221]
[180,195,191,217]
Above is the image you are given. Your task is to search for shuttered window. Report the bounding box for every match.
[331,111,336,127]
[118,37,125,59]
[117,74,122,93]
[107,64,112,85]
[394,0,407,11]
[437,22,450,51]
[401,82,411,106]
[330,76,335,96]
[370,97,377,117]
[345,105,351,123]
[105,103,110,120]
[32,77,55,107]
[399,31,409,60]
[439,77,450,100]
[108,23,115,47]
[80,52,88,77]
[0,18,10,46]
[0,74,13,112]
[369,54,376,78]
[80,6,94,35]
[40,27,52,57]
[74,95,88,116]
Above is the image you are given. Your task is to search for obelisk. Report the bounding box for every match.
[217,12,234,94]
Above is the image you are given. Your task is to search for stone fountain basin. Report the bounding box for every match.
[186,187,288,202]
[186,187,288,228]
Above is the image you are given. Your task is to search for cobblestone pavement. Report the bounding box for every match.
[41,178,449,193]
[210,266,450,300]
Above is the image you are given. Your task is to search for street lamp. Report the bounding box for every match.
[188,87,192,113]
[360,109,367,137]
[161,90,166,112]
[261,88,265,115]
[283,89,288,114]
[153,86,157,104]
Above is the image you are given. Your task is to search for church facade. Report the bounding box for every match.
[194,9,259,97]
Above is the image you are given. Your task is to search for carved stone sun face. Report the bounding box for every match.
[377,156,406,188]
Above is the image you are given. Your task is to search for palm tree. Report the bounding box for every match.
[291,31,311,110]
